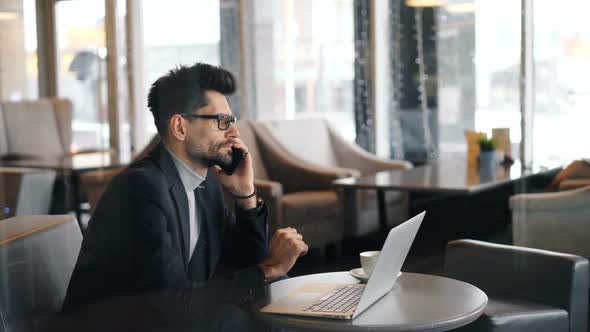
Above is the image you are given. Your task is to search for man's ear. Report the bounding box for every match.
[168,115,187,142]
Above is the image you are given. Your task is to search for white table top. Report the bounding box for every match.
[254,271,488,332]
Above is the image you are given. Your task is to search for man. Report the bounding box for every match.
[63,63,308,310]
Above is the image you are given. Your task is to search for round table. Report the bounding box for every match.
[253,272,487,332]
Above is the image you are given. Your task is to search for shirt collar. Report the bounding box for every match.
[164,145,205,192]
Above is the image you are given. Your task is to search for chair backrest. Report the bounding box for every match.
[258,118,339,167]
[0,215,82,332]
[0,98,73,157]
[511,185,590,259]
[0,168,56,219]
[237,121,269,180]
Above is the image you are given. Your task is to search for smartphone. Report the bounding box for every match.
[219,147,245,175]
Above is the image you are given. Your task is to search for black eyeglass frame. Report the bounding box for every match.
[179,113,237,130]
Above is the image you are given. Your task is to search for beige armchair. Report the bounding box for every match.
[510,185,590,260]
[0,167,56,219]
[252,118,412,236]
[229,121,359,249]
[0,98,75,158]
[0,215,82,331]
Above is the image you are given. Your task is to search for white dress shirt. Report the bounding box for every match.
[165,146,205,259]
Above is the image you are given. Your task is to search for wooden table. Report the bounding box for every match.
[333,158,560,236]
[254,271,488,332]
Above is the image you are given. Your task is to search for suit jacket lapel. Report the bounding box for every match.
[171,185,191,265]
[195,181,221,279]
[150,143,191,266]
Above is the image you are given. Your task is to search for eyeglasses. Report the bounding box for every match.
[179,113,237,130]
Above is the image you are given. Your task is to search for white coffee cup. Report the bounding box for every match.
[360,251,381,277]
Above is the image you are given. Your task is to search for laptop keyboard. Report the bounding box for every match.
[304,284,365,313]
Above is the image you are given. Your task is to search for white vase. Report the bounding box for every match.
[478,151,496,182]
[478,151,496,166]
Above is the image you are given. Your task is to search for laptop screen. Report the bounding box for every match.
[352,211,425,319]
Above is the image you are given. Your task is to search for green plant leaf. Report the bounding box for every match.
[478,137,496,151]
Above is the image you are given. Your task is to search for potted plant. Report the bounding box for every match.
[478,137,497,170]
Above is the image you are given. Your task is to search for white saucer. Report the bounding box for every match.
[349,268,402,283]
[349,268,369,282]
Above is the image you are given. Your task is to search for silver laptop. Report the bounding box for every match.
[260,211,425,320]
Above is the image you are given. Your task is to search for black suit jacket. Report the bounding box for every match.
[63,144,269,310]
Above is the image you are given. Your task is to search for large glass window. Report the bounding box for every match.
[55,0,107,151]
[0,0,38,100]
[473,0,521,150]
[140,0,221,139]
[253,0,355,140]
[532,0,590,165]
[437,0,521,155]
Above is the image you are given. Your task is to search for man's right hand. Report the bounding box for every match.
[258,227,308,282]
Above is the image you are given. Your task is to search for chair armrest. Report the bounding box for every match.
[79,167,125,185]
[269,155,358,193]
[444,239,589,332]
[327,124,412,174]
[254,179,283,231]
[251,121,360,192]
[70,148,116,155]
[509,185,590,211]
[0,167,46,174]
[559,179,590,191]
[1,153,37,161]
[254,179,283,197]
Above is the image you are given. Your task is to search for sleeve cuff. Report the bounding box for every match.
[235,201,266,219]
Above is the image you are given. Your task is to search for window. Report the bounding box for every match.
[473,0,521,155]
[139,0,221,140]
[532,0,590,165]
[252,0,355,140]
[55,0,107,151]
[0,0,38,100]
[437,0,521,155]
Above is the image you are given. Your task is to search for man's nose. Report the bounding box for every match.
[226,122,239,137]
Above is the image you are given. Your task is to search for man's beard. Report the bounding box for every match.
[186,139,233,169]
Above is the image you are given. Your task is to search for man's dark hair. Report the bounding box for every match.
[147,63,236,137]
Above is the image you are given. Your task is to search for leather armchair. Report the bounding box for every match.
[445,239,589,332]
[510,185,590,260]
[251,118,412,236]
[0,167,56,219]
[0,215,82,332]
